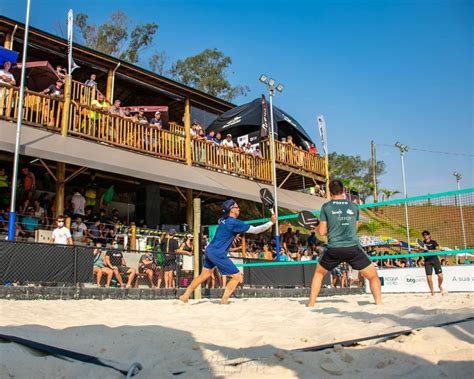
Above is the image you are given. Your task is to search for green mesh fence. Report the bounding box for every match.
[208,188,474,265]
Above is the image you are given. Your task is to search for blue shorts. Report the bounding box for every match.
[203,253,240,276]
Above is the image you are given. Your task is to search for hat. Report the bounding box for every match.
[168,228,176,235]
[226,134,232,138]
[222,199,236,215]
[187,233,194,239]
[155,111,161,115]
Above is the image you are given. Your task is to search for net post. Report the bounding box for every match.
[193,198,201,300]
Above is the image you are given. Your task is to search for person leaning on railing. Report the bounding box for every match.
[0,61,16,87]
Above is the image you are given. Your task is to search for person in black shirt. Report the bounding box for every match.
[421,230,446,296]
[104,247,136,288]
[160,229,180,288]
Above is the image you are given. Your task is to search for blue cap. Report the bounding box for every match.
[222,199,236,214]
[168,228,176,235]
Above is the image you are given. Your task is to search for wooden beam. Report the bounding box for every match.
[278,172,292,188]
[39,159,57,182]
[184,97,192,165]
[174,186,187,202]
[186,188,193,229]
[55,162,65,216]
[65,166,88,184]
[3,32,12,49]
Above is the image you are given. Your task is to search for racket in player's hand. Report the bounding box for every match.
[416,238,428,250]
[297,210,320,230]
[259,188,275,214]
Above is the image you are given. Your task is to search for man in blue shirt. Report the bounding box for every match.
[180,199,276,304]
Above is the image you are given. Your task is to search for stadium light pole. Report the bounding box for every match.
[453,172,467,250]
[8,0,31,240]
[395,141,413,267]
[259,74,284,260]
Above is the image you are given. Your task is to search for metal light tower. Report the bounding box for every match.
[259,74,284,259]
[395,141,412,266]
[8,0,31,240]
[453,172,467,250]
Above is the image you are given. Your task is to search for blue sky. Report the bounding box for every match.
[1,0,472,198]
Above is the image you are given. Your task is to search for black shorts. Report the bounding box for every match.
[319,246,372,271]
[118,266,131,274]
[424,258,442,275]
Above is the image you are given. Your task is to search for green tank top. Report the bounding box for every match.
[320,199,360,248]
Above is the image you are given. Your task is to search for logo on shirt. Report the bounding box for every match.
[331,210,342,215]
[346,209,354,215]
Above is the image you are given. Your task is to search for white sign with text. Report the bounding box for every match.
[365,265,474,293]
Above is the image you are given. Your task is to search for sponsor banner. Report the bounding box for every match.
[317,115,328,155]
[365,265,474,293]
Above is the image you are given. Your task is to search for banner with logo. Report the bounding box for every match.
[317,115,328,155]
[67,9,79,74]
[260,95,269,140]
[365,265,474,293]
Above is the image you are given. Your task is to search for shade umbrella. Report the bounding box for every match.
[0,47,19,66]
[11,61,59,92]
[206,97,314,149]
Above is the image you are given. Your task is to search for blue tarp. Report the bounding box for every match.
[0,47,19,66]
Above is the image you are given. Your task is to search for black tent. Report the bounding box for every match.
[206,97,313,149]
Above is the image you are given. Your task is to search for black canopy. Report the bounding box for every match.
[206,97,313,149]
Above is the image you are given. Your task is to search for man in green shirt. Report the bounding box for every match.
[307,179,382,307]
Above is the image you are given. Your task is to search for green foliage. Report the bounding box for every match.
[171,48,249,101]
[75,11,158,64]
[379,188,400,200]
[358,220,380,234]
[149,51,169,76]
[329,152,386,201]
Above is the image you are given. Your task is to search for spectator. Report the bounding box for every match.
[279,249,289,261]
[123,107,133,120]
[98,208,108,224]
[254,145,262,158]
[85,173,98,207]
[222,134,235,148]
[93,242,115,288]
[91,92,108,121]
[55,66,67,81]
[160,228,179,288]
[340,263,349,287]
[49,216,73,245]
[301,249,312,261]
[206,130,216,142]
[71,189,86,217]
[308,143,319,155]
[21,167,36,203]
[108,208,121,225]
[104,244,136,288]
[243,142,253,154]
[84,73,98,88]
[286,135,296,147]
[109,99,124,117]
[33,200,46,225]
[149,111,163,129]
[261,244,273,260]
[331,266,341,288]
[307,231,317,248]
[21,207,39,237]
[214,132,222,145]
[42,79,64,97]
[134,108,148,124]
[71,216,88,244]
[138,251,156,288]
[88,217,101,243]
[0,61,16,86]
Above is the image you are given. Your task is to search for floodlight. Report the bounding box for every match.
[276,83,284,92]
[268,78,276,87]
[259,74,268,83]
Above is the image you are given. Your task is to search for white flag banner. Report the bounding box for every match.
[317,115,328,155]
[67,9,79,74]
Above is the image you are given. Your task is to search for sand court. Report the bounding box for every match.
[0,293,472,378]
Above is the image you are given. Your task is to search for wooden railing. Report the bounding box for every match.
[191,139,272,182]
[0,83,325,184]
[68,102,186,161]
[169,122,185,136]
[0,83,64,130]
[71,80,103,106]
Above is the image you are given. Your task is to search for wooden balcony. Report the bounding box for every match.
[0,83,326,190]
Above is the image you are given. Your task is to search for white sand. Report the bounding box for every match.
[0,293,473,378]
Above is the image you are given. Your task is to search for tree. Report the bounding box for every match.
[329,152,386,201]
[171,48,249,101]
[149,51,169,76]
[358,220,381,234]
[379,189,400,201]
[75,11,158,64]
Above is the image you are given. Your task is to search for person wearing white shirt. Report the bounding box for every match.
[0,61,16,86]
[221,134,235,148]
[50,216,73,245]
[71,191,86,216]
[71,216,88,243]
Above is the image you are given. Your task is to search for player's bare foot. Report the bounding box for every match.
[431,292,435,296]
[179,295,189,303]
[220,299,229,305]
[441,288,448,296]
[307,301,316,308]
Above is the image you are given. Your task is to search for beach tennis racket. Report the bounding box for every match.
[297,210,320,230]
[416,238,427,250]
[259,188,275,214]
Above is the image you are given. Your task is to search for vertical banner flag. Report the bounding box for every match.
[260,95,269,140]
[67,9,79,74]
[317,115,328,155]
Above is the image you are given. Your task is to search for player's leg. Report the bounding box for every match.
[308,264,329,307]
[434,260,446,294]
[359,264,382,305]
[220,272,242,305]
[425,262,435,295]
[179,267,214,303]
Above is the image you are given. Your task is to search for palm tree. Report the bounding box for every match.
[358,220,380,234]
[379,188,400,201]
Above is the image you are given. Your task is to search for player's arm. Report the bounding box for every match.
[315,221,327,236]
[246,214,277,234]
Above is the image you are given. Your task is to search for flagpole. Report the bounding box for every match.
[317,115,330,199]
[8,0,31,240]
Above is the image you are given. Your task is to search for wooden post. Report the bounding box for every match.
[241,235,247,258]
[130,223,137,251]
[3,32,12,49]
[106,68,116,103]
[55,162,66,216]
[193,197,201,300]
[60,74,71,137]
[186,188,193,229]
[65,216,71,229]
[184,97,192,165]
